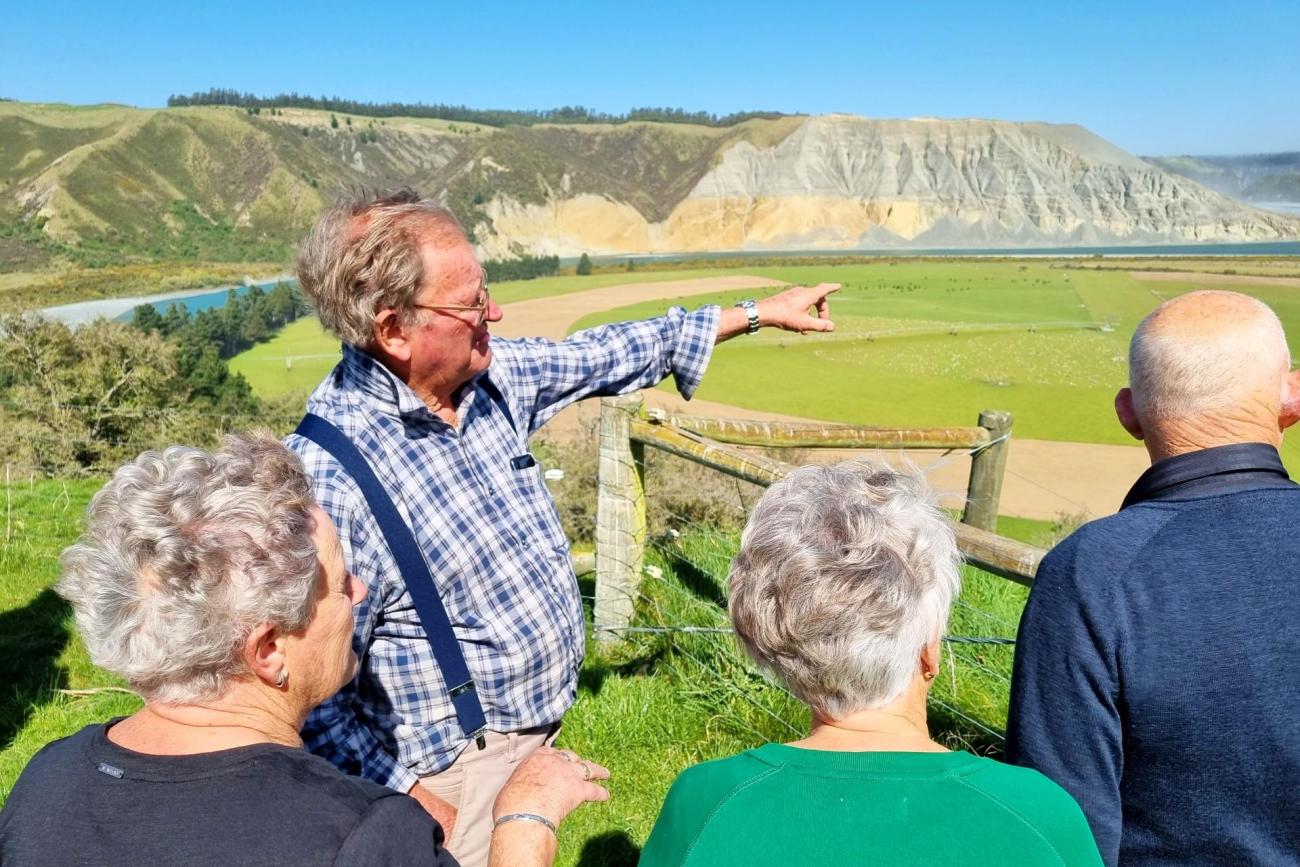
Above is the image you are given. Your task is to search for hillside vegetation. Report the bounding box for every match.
[5,101,1298,314]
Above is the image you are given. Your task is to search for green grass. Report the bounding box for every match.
[232,260,1300,463]
[0,479,142,799]
[227,317,342,396]
[571,262,1134,443]
[567,262,1300,463]
[0,479,1040,866]
[226,268,740,393]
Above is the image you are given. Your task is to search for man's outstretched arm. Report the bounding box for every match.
[490,282,840,434]
[715,282,839,343]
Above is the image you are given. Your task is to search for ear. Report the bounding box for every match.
[370,309,414,363]
[921,636,941,682]
[1115,388,1144,441]
[244,623,287,688]
[1279,369,1300,431]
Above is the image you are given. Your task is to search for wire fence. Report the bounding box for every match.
[0,397,1086,756]
[574,434,1028,758]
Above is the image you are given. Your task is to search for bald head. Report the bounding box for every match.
[1129,291,1289,423]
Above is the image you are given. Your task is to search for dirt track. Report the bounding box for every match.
[497,275,1150,523]
[1128,270,1300,288]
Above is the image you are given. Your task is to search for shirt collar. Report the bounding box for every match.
[338,344,436,421]
[1121,442,1293,510]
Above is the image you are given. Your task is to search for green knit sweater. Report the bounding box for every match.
[640,745,1102,866]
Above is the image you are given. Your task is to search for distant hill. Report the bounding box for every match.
[1145,153,1300,215]
[2,102,1297,266]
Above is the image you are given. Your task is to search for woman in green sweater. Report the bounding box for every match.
[640,461,1101,867]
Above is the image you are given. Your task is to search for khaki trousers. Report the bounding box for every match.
[417,724,560,867]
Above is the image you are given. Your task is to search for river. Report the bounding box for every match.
[39,276,295,326]
[38,240,1300,323]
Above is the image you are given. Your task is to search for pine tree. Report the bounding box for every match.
[576,253,593,276]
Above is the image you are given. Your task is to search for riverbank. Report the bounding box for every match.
[39,274,294,325]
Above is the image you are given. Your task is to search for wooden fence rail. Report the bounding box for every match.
[593,394,1044,639]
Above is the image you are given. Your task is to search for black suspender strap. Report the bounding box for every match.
[295,413,487,749]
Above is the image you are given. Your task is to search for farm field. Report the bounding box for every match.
[240,261,1300,444]
[227,267,736,394]
[0,478,1045,865]
[230,258,1300,497]
[568,262,1300,471]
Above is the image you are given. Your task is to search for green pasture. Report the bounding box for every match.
[231,259,1300,474]
[227,268,735,394]
[0,478,1045,865]
[227,316,341,395]
[573,262,1133,443]
[569,262,1300,468]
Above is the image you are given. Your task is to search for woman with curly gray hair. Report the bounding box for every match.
[641,461,1101,866]
[0,434,607,867]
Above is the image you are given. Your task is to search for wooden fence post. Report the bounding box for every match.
[961,409,1013,533]
[594,395,647,642]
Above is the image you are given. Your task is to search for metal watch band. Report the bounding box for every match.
[736,298,760,334]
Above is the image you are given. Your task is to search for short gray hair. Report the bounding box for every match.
[728,461,961,718]
[297,189,468,346]
[1130,290,1290,421]
[58,433,321,704]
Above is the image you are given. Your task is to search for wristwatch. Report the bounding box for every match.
[736,299,760,334]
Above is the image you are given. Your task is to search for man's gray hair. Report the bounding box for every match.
[58,433,321,704]
[1130,290,1290,421]
[728,461,961,718]
[297,189,468,346]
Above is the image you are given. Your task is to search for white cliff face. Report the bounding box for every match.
[476,116,1300,255]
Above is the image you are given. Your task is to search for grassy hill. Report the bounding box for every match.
[0,102,799,260]
[0,101,808,311]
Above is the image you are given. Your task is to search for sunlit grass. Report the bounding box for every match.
[1,480,1046,867]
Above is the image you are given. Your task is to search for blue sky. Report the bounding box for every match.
[3,0,1296,155]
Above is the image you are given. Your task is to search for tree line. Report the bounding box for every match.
[166,88,789,128]
[0,282,309,476]
[483,255,560,282]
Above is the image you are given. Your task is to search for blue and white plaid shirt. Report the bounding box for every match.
[286,305,719,791]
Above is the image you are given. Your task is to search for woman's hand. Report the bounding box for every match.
[493,746,610,827]
[487,748,610,867]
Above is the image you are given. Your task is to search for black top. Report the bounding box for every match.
[1008,443,1300,865]
[0,721,456,867]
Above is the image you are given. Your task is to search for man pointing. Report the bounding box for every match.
[287,189,837,866]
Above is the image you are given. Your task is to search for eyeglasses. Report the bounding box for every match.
[411,276,491,327]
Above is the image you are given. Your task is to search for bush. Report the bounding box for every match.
[532,433,757,546]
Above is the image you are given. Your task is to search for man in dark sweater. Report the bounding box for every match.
[1006,290,1300,866]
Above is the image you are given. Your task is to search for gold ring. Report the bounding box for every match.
[580,762,591,781]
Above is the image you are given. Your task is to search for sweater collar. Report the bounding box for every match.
[1121,442,1293,510]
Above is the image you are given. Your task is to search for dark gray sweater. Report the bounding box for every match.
[0,720,455,866]
[1007,443,1300,866]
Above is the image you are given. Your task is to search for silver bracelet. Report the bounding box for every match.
[493,812,557,835]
